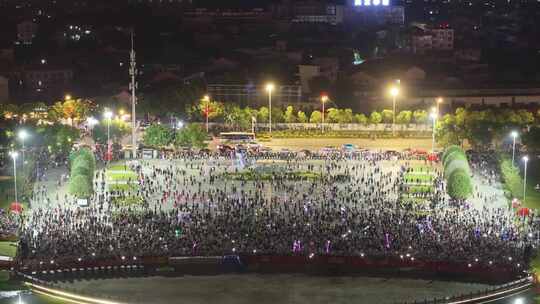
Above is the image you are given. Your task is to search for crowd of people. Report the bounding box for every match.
[15,150,537,271]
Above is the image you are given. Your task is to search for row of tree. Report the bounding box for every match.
[435,107,540,149]
[142,124,207,149]
[188,100,432,130]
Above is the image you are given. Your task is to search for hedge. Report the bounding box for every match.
[442,146,472,200]
[68,148,95,199]
[447,168,473,200]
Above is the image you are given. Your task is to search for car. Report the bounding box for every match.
[341,144,357,152]
[298,149,312,157]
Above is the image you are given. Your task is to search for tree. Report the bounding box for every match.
[396,111,412,124]
[271,107,284,123]
[523,126,540,151]
[297,111,308,123]
[447,168,473,200]
[92,120,130,145]
[257,106,269,123]
[284,106,297,123]
[310,111,322,123]
[48,98,93,126]
[326,108,340,123]
[197,98,224,122]
[68,148,95,199]
[353,113,368,124]
[381,109,394,123]
[174,124,207,148]
[370,111,382,124]
[41,124,81,155]
[413,110,428,124]
[143,124,175,147]
[338,109,353,123]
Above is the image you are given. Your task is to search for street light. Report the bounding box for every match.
[321,94,329,133]
[266,83,274,136]
[389,86,400,137]
[523,155,529,204]
[18,130,28,166]
[436,97,443,115]
[203,95,210,132]
[177,120,184,129]
[9,151,18,203]
[430,109,437,153]
[511,131,518,167]
[64,94,72,101]
[104,110,113,163]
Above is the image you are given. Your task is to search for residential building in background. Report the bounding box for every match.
[16,20,38,45]
[411,24,454,53]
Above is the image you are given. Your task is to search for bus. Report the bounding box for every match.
[219,132,256,143]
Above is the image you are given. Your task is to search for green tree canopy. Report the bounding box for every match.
[143,124,175,147]
[370,111,382,124]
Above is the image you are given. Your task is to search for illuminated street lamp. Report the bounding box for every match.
[104,110,113,163]
[266,83,275,136]
[389,86,400,136]
[18,130,29,166]
[203,95,210,132]
[430,109,437,153]
[436,97,443,114]
[64,94,72,101]
[177,120,184,130]
[523,156,529,204]
[511,131,518,167]
[321,94,329,133]
[9,151,18,203]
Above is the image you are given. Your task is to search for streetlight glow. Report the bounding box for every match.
[389,86,399,97]
[511,131,519,166]
[266,83,275,136]
[104,111,113,119]
[64,94,72,101]
[18,130,28,141]
[389,86,399,136]
[523,155,529,162]
[9,151,18,159]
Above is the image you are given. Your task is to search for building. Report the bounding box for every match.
[291,2,344,25]
[344,0,405,27]
[298,57,339,93]
[16,20,38,45]
[0,75,8,102]
[411,25,454,53]
[20,65,73,99]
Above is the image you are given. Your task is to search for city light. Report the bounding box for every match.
[389,86,399,97]
[266,83,274,93]
[64,94,72,101]
[18,130,28,141]
[103,111,113,120]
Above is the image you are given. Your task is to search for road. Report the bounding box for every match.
[261,138,434,152]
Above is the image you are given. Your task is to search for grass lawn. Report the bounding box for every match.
[106,171,138,181]
[499,154,540,209]
[108,183,138,191]
[0,178,13,211]
[0,241,17,258]
[403,173,434,184]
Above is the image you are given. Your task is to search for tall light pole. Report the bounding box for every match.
[129,30,138,159]
[266,83,274,137]
[389,86,400,137]
[436,97,443,115]
[203,95,210,132]
[523,155,529,204]
[321,94,328,133]
[430,108,437,153]
[104,110,113,163]
[511,131,518,167]
[9,151,18,203]
[18,130,28,167]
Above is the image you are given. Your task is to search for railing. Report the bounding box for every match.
[397,277,533,304]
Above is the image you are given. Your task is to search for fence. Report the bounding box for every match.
[12,254,534,304]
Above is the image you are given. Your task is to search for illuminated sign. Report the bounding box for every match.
[354,0,389,6]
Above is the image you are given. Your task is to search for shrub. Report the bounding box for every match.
[447,168,473,200]
[69,175,93,198]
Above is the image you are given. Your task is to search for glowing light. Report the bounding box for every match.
[26,282,122,304]
[389,86,399,97]
[266,83,274,93]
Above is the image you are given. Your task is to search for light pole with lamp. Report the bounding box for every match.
[390,86,399,137]
[511,131,518,166]
[430,108,437,153]
[18,130,28,167]
[266,83,274,137]
[104,110,113,163]
[203,95,211,132]
[523,155,529,204]
[436,97,443,115]
[321,94,328,133]
[9,151,18,203]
